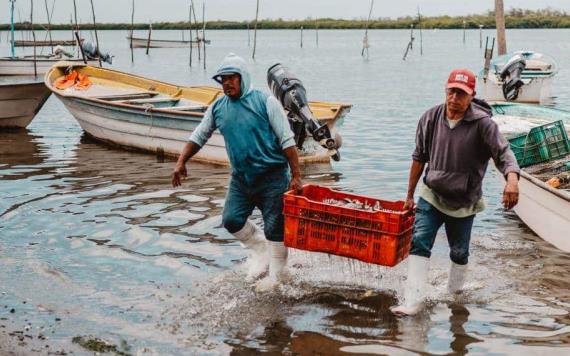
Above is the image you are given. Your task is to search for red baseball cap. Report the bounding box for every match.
[446,69,476,95]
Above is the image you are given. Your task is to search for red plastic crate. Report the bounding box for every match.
[283,185,415,267]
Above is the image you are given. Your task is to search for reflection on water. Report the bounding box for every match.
[1,29,570,354]
[0,129,47,177]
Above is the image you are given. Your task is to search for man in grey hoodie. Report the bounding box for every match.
[391,69,520,316]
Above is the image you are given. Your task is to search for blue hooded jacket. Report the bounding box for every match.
[189,53,295,185]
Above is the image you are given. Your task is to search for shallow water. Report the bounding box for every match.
[1,29,570,355]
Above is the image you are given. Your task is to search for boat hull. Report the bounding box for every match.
[508,171,570,252]
[57,95,333,165]
[479,76,553,103]
[0,58,100,76]
[0,82,51,128]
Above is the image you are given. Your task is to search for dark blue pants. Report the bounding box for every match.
[222,169,290,242]
[409,198,475,265]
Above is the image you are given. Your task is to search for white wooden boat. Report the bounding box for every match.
[45,62,351,165]
[0,81,51,128]
[479,51,558,104]
[0,57,100,76]
[127,36,210,49]
[491,103,570,252]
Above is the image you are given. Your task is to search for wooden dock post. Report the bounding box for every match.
[495,0,507,55]
[300,26,303,48]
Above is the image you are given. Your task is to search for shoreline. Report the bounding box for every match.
[1,10,570,31]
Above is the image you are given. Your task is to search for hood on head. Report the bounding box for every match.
[212,53,253,98]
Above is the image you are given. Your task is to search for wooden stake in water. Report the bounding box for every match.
[247,22,250,47]
[72,0,79,56]
[410,23,414,50]
[361,0,374,58]
[463,20,466,44]
[146,23,152,55]
[190,0,200,61]
[130,0,135,63]
[39,0,56,56]
[189,4,193,67]
[300,26,303,48]
[30,0,37,76]
[73,0,79,35]
[75,31,87,64]
[89,0,102,67]
[315,21,319,47]
[9,0,15,58]
[252,0,260,60]
[402,24,415,60]
[202,1,206,70]
[482,36,495,81]
[479,24,483,48]
[417,6,423,56]
[18,9,23,42]
[70,15,74,44]
[495,0,507,55]
[44,0,54,53]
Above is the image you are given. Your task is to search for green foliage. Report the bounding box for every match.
[1,9,569,30]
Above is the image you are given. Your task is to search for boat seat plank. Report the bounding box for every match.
[163,105,207,112]
[122,97,180,105]
[95,92,159,101]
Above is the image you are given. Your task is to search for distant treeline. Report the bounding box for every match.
[1,8,569,30]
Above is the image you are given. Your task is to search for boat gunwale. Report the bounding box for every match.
[45,63,352,121]
[521,169,570,203]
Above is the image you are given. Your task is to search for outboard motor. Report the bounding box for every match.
[500,54,526,101]
[267,63,341,161]
[81,41,113,65]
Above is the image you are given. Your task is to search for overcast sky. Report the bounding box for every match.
[2,0,569,24]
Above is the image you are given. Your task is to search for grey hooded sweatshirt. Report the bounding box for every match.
[412,98,520,209]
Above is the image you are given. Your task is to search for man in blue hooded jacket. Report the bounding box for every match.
[172,53,302,292]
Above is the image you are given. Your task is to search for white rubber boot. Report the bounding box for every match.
[255,241,288,292]
[231,221,269,282]
[390,255,430,316]
[447,262,468,294]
